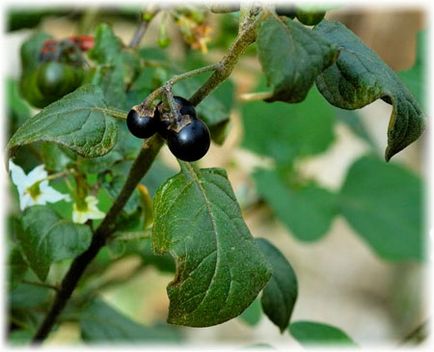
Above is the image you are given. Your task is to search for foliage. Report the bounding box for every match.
[6,4,425,348]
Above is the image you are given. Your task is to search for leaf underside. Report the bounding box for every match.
[152,163,271,327]
[314,20,424,161]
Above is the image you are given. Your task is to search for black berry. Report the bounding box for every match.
[126,108,158,139]
[275,6,296,19]
[167,118,211,162]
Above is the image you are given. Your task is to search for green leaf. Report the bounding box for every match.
[314,20,425,161]
[18,206,92,281]
[152,163,272,327]
[257,238,297,332]
[256,14,338,103]
[7,78,31,135]
[8,247,28,290]
[89,24,140,110]
[239,298,262,327]
[398,31,426,108]
[7,85,120,158]
[339,155,423,261]
[80,299,182,343]
[9,282,51,309]
[289,321,356,346]
[254,168,337,241]
[88,23,123,64]
[241,86,335,164]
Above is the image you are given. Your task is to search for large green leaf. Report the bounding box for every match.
[254,168,337,241]
[7,85,120,158]
[80,299,182,343]
[257,238,298,332]
[289,321,356,346]
[88,23,123,64]
[256,14,338,103]
[8,247,28,290]
[18,206,92,281]
[314,20,425,161]
[339,155,423,261]
[241,86,335,164]
[152,163,272,327]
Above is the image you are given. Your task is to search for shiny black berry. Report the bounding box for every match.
[275,6,296,19]
[126,108,158,138]
[173,96,197,119]
[167,118,211,162]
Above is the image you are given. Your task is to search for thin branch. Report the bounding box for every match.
[31,135,164,343]
[400,320,429,345]
[128,9,159,49]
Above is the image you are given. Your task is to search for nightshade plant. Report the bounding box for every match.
[6,4,425,346]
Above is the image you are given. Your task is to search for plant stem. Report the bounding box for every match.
[31,135,163,343]
[128,9,159,49]
[189,7,259,106]
[22,280,59,292]
[400,320,428,345]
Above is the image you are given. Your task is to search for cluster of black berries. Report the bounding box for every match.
[126,96,211,162]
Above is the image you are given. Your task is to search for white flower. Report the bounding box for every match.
[9,160,70,211]
[72,196,105,224]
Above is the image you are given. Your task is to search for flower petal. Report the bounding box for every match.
[26,165,48,185]
[9,160,27,192]
[38,182,71,204]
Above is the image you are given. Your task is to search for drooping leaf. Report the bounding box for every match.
[242,86,335,164]
[239,298,262,327]
[152,163,272,327]
[398,31,426,108]
[289,321,356,346]
[339,155,423,261]
[80,299,182,343]
[314,20,425,161]
[7,85,120,158]
[7,78,31,136]
[256,14,338,103]
[18,206,92,281]
[254,168,337,241]
[257,238,298,332]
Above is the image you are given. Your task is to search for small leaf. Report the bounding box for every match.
[289,321,356,346]
[257,238,297,332]
[18,206,92,281]
[80,299,182,343]
[339,155,423,261]
[152,163,272,327]
[9,282,51,309]
[254,168,337,241]
[256,14,338,103]
[7,85,119,158]
[239,298,262,327]
[241,86,335,164]
[88,23,123,64]
[314,20,425,161]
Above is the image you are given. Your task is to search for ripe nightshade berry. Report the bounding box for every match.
[167,118,211,162]
[126,108,158,139]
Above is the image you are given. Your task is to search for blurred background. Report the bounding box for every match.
[5,4,427,348]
